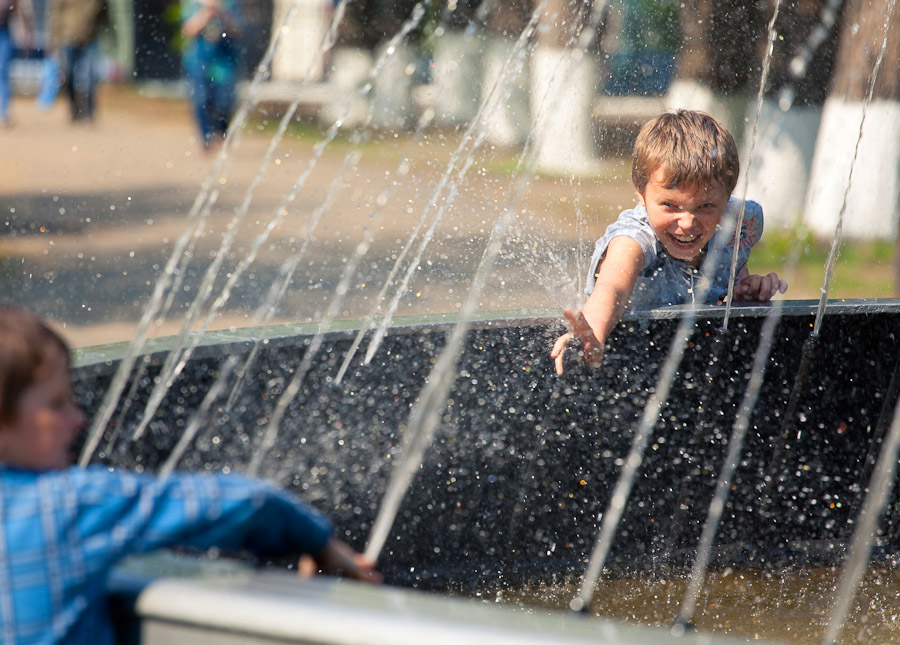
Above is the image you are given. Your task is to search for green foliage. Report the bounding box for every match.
[163,1,186,55]
[419,1,446,54]
[752,228,897,299]
[621,0,681,52]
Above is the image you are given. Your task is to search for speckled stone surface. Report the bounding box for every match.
[73,300,900,590]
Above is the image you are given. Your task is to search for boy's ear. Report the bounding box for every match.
[636,190,646,207]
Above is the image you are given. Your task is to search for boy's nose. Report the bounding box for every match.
[675,210,697,230]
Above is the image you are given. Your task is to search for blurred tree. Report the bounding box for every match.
[437,0,479,30]
[336,0,421,49]
[804,0,900,243]
[743,0,846,230]
[830,0,900,101]
[335,0,480,51]
[664,0,766,139]
[235,0,272,77]
[134,0,181,79]
[675,0,764,96]
[485,0,530,39]
[764,0,845,108]
[535,0,591,49]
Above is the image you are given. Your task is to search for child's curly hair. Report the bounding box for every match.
[632,109,740,196]
[0,307,70,423]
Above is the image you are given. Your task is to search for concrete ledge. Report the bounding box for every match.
[625,297,900,320]
[109,554,777,645]
[71,299,900,368]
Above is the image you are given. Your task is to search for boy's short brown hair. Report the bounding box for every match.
[631,109,739,196]
[0,307,70,423]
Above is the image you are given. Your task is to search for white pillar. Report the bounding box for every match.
[481,36,530,148]
[530,47,599,175]
[271,0,331,83]
[321,47,374,129]
[804,97,900,241]
[741,100,822,229]
[371,42,417,131]
[431,30,484,127]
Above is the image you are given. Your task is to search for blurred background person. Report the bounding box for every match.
[32,0,62,110]
[0,0,34,126]
[46,0,109,121]
[180,0,244,152]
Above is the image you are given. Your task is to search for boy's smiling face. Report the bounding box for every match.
[0,346,86,471]
[639,167,730,267]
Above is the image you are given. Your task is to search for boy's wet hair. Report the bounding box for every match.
[631,109,739,195]
[0,307,70,423]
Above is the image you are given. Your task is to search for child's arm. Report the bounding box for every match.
[732,266,788,302]
[181,3,216,38]
[298,537,382,583]
[551,237,643,375]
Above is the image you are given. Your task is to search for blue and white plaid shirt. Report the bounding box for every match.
[0,464,333,644]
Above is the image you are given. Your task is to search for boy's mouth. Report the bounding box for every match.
[670,233,698,245]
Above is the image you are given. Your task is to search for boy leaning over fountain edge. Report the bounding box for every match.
[0,306,380,645]
[552,109,788,376]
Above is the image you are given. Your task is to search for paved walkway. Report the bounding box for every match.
[2,86,233,345]
[1,84,635,348]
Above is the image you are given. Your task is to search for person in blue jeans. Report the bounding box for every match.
[0,306,381,645]
[0,9,12,125]
[0,0,34,126]
[46,0,108,121]
[181,0,243,151]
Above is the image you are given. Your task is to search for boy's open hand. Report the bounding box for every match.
[733,272,788,302]
[298,537,382,584]
[551,309,604,376]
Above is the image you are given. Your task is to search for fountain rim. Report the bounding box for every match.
[72,297,900,370]
[110,551,779,645]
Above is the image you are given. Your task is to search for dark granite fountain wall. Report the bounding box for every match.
[72,300,900,590]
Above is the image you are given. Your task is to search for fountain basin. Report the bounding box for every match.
[74,299,900,592]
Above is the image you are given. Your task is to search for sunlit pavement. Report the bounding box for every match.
[1,84,635,348]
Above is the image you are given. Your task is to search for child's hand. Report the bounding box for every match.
[551,309,604,375]
[733,272,788,302]
[298,537,382,584]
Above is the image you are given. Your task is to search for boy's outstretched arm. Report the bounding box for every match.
[732,266,788,302]
[552,237,643,375]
